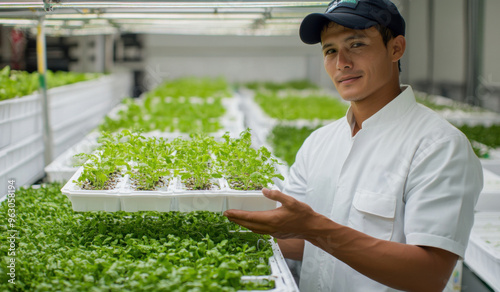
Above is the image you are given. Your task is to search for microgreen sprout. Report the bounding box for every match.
[0,184,276,291]
[98,77,229,134]
[73,129,283,191]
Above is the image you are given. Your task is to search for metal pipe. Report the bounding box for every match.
[36,16,53,166]
[427,0,434,95]
[0,1,329,9]
[465,0,484,106]
[0,1,41,8]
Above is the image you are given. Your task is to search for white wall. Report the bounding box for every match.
[406,0,429,85]
[143,34,333,90]
[140,0,500,109]
[405,0,466,87]
[432,0,466,84]
[481,0,500,110]
[483,0,500,84]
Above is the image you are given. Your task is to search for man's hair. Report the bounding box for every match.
[375,24,402,72]
[375,24,394,46]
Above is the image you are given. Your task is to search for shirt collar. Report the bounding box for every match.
[346,85,416,132]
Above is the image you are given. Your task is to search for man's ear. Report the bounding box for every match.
[390,35,406,62]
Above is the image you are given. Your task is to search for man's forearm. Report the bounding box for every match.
[304,214,457,292]
[277,238,304,261]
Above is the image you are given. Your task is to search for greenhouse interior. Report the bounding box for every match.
[1,0,500,291]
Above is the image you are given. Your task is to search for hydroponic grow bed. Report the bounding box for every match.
[464,212,500,292]
[0,184,298,292]
[248,237,299,292]
[476,167,500,212]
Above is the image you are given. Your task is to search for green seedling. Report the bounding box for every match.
[74,129,283,191]
[0,183,275,291]
[254,90,348,121]
[0,66,101,101]
[215,130,284,190]
[268,124,320,166]
[99,77,229,134]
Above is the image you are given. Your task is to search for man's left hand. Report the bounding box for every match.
[223,188,319,239]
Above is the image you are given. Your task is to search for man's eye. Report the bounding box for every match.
[352,43,365,48]
[325,49,337,55]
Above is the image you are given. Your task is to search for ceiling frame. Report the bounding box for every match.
[0,0,327,36]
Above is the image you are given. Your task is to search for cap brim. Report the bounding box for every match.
[299,12,378,44]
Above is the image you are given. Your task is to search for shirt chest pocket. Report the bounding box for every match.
[348,191,397,241]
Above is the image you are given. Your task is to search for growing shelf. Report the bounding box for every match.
[456,124,500,159]
[415,91,500,127]
[464,212,500,292]
[267,124,320,166]
[0,184,298,291]
[99,77,244,136]
[45,77,246,185]
[240,80,347,168]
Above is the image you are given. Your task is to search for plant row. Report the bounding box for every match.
[268,125,320,166]
[266,121,500,162]
[99,77,231,134]
[0,183,274,291]
[414,91,487,113]
[253,89,348,121]
[146,77,232,100]
[267,123,500,164]
[252,83,500,162]
[457,124,500,158]
[240,81,346,167]
[75,129,284,191]
[0,66,101,101]
[243,79,319,92]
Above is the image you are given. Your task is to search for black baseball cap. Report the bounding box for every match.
[299,0,405,44]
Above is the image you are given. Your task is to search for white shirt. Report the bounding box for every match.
[283,86,483,292]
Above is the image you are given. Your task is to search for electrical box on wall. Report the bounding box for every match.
[114,33,143,63]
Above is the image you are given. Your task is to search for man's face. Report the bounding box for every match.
[321,24,395,102]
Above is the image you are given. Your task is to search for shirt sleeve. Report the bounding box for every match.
[404,132,483,258]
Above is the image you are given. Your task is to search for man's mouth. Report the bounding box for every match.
[338,76,361,84]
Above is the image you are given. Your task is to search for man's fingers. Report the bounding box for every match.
[223,209,251,220]
[224,216,274,234]
[224,209,271,223]
[262,188,297,207]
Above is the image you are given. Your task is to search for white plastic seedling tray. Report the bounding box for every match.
[62,167,279,213]
[238,237,299,292]
[464,212,500,292]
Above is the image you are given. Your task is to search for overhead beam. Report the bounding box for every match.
[0,1,329,9]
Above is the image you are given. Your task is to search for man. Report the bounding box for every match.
[224,0,483,291]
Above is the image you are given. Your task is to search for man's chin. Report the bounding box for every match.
[338,91,364,103]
